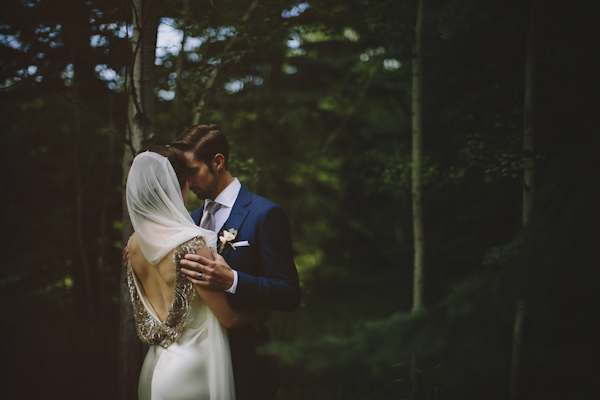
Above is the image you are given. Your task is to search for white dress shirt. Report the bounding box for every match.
[200,178,241,294]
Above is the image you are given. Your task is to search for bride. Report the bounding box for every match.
[125,147,267,400]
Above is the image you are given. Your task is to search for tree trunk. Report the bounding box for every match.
[410,0,425,398]
[510,1,538,399]
[411,0,425,314]
[521,1,537,231]
[127,0,158,151]
[118,0,159,398]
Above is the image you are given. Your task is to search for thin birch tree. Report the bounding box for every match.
[410,0,425,398]
[118,0,159,398]
[510,1,539,399]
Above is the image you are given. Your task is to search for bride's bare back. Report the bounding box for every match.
[128,233,214,322]
[129,232,266,329]
[128,234,176,321]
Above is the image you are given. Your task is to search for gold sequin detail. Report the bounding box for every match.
[127,236,208,348]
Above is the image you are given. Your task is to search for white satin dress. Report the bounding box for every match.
[128,237,235,400]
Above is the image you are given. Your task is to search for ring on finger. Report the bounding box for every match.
[198,271,202,280]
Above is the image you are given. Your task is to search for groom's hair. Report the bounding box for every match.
[172,124,229,171]
[137,146,188,190]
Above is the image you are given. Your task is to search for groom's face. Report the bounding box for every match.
[183,151,219,200]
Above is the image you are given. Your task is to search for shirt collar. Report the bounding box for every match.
[206,178,241,209]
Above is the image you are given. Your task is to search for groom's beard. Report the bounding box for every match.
[190,170,219,200]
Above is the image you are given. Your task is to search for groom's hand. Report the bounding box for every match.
[180,248,235,291]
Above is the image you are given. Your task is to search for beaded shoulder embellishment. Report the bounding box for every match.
[127,236,207,348]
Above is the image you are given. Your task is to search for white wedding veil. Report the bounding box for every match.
[126,151,217,263]
[126,151,235,399]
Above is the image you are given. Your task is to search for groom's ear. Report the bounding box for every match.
[212,153,226,172]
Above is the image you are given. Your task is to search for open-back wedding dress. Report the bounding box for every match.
[126,151,235,400]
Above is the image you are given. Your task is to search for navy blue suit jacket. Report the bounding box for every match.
[191,185,300,399]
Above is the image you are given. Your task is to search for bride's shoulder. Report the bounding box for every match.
[178,235,208,250]
[128,233,141,254]
[174,236,211,260]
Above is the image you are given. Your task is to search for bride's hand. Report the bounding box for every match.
[180,248,235,291]
[122,246,129,268]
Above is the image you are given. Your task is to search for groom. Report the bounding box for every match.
[175,124,300,400]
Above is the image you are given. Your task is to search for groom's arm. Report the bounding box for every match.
[229,205,301,312]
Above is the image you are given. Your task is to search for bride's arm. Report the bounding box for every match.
[193,285,270,329]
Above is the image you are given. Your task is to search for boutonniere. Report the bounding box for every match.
[219,228,238,254]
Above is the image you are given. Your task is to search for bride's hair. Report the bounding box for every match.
[137,146,188,190]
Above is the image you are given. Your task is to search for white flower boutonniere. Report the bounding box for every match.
[219,228,238,254]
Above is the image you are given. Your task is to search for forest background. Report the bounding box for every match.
[1,0,598,399]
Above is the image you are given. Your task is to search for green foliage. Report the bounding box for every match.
[230,156,261,191]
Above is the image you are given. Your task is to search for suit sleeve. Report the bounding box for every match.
[230,205,301,311]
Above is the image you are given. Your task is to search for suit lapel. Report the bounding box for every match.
[218,186,252,258]
[192,204,204,226]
